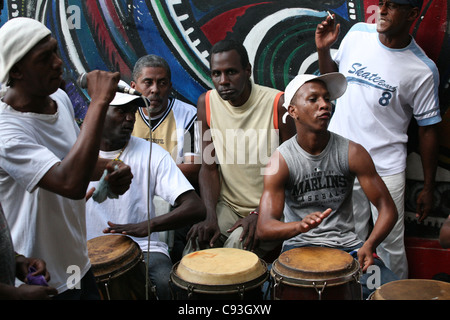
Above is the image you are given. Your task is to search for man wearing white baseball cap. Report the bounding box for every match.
[282,72,348,109]
[257,73,399,299]
[0,17,132,299]
[85,87,205,299]
[316,0,441,279]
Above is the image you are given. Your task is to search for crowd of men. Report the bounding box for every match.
[0,0,448,300]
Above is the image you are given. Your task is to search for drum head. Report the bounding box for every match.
[272,247,359,286]
[371,279,450,300]
[175,248,267,286]
[87,235,142,279]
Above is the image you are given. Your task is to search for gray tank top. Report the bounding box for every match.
[278,133,361,249]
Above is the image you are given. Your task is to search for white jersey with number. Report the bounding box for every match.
[329,23,441,176]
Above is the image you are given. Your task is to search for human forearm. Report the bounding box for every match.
[198,164,220,223]
[317,48,339,74]
[38,71,120,198]
[415,125,439,220]
[152,191,205,233]
[366,201,398,252]
[39,101,110,198]
[419,125,439,190]
[315,14,340,74]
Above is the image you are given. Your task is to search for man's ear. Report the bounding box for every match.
[288,104,297,119]
[130,81,136,89]
[8,65,23,82]
[408,7,420,22]
[245,63,252,78]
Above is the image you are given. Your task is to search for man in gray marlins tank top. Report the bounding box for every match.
[256,72,399,299]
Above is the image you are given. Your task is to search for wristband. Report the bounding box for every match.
[249,210,259,216]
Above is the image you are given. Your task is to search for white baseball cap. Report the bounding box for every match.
[283,72,347,108]
[110,80,148,107]
[0,17,52,84]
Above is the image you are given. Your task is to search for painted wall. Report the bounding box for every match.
[1,0,449,237]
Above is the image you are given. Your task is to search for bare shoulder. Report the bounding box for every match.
[348,140,376,175]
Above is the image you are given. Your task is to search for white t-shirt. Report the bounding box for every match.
[329,23,441,176]
[86,136,194,257]
[0,89,90,293]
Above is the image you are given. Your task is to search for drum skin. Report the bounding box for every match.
[271,247,362,300]
[370,279,450,300]
[87,235,148,300]
[170,248,268,300]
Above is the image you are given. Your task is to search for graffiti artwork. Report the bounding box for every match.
[1,0,449,236]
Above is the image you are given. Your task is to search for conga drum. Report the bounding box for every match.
[170,248,268,300]
[271,247,362,300]
[370,279,450,300]
[87,235,148,300]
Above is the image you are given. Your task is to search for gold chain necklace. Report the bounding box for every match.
[113,141,129,161]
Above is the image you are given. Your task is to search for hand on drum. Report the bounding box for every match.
[227,214,259,251]
[297,208,332,234]
[356,243,375,272]
[103,221,148,237]
[186,219,222,250]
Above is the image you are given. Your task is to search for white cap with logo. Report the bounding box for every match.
[283,72,347,108]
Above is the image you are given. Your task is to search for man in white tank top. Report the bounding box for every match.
[257,73,399,299]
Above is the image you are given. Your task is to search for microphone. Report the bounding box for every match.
[77,72,142,96]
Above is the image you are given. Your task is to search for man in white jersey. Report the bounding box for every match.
[0,18,132,299]
[130,55,200,262]
[131,55,200,186]
[184,39,296,257]
[315,0,441,279]
[257,73,399,299]
[86,90,205,300]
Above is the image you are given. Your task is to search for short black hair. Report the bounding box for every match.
[210,39,250,69]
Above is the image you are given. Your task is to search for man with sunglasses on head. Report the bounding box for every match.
[315,0,441,279]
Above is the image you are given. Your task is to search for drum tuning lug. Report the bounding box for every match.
[354,272,361,284]
[313,281,327,300]
[237,286,245,300]
[104,275,113,300]
[273,276,282,298]
[187,285,194,299]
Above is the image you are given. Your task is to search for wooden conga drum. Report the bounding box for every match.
[271,247,362,300]
[87,235,148,300]
[370,279,450,300]
[170,248,268,300]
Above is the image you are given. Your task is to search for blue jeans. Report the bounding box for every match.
[142,251,173,300]
[280,244,399,300]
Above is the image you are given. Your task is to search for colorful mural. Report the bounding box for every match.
[0,0,449,236]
